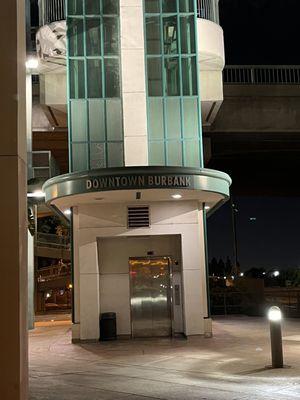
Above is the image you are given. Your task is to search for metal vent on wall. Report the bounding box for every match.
[127,206,150,228]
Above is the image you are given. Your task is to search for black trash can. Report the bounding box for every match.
[100,312,117,341]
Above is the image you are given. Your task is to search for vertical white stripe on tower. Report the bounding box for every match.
[120,0,149,166]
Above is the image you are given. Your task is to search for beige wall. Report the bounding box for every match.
[0,0,28,398]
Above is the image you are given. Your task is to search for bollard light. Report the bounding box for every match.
[268,306,284,368]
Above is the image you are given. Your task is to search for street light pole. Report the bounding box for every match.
[230,196,239,274]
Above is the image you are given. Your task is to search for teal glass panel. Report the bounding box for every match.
[145,0,160,13]
[184,140,200,167]
[162,0,177,13]
[146,17,161,55]
[149,142,165,165]
[86,19,101,56]
[104,58,120,97]
[148,98,164,140]
[182,56,197,95]
[103,0,119,15]
[180,16,195,54]
[87,59,102,98]
[85,0,100,14]
[103,17,119,55]
[69,60,85,98]
[179,0,194,12]
[88,100,105,141]
[163,16,178,55]
[106,99,122,140]
[167,141,182,166]
[147,58,163,96]
[183,98,199,138]
[68,0,83,15]
[90,143,106,169]
[165,98,181,139]
[68,18,84,56]
[72,143,88,171]
[165,57,180,96]
[107,142,124,167]
[70,100,87,141]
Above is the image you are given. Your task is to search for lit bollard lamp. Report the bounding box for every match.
[268,306,284,368]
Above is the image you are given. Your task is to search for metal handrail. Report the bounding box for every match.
[197,0,219,24]
[39,0,65,26]
[36,232,70,249]
[224,65,300,85]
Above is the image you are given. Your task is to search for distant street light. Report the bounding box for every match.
[268,306,284,368]
[273,270,280,277]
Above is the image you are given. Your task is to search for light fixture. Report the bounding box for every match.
[172,194,182,200]
[273,270,280,277]
[64,209,71,216]
[240,272,244,277]
[26,57,39,69]
[205,205,210,210]
[27,190,45,199]
[268,306,282,322]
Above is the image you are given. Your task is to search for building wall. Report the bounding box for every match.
[72,200,209,341]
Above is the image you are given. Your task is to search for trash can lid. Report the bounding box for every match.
[101,312,116,319]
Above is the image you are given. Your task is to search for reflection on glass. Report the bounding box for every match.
[87,59,102,98]
[71,100,87,141]
[72,143,88,171]
[179,0,194,12]
[180,16,195,54]
[90,143,106,169]
[88,100,105,141]
[162,0,177,13]
[69,59,85,98]
[68,0,83,15]
[68,18,84,56]
[106,99,122,140]
[148,99,164,139]
[86,19,101,56]
[104,59,120,97]
[103,0,119,15]
[103,17,119,55]
[145,0,160,13]
[165,57,180,96]
[163,16,178,54]
[182,56,197,95]
[85,0,100,14]
[146,17,161,55]
[107,142,124,167]
[147,58,163,96]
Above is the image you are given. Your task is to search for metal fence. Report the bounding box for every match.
[39,0,65,26]
[197,0,219,24]
[224,65,300,85]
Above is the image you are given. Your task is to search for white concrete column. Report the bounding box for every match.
[28,231,35,330]
[120,0,148,166]
[71,207,81,341]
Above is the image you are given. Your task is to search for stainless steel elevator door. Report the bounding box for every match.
[129,258,172,338]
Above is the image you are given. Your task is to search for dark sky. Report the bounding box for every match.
[219,0,300,65]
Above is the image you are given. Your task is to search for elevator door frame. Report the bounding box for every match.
[129,256,174,338]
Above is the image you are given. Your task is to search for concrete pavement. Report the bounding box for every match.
[29,316,300,399]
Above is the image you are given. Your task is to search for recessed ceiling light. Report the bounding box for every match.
[172,194,182,200]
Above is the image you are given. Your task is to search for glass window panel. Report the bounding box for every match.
[85,0,100,14]
[149,142,165,165]
[183,98,199,138]
[184,140,200,167]
[107,142,124,167]
[145,0,160,13]
[167,141,182,166]
[72,143,88,171]
[103,0,119,15]
[68,18,84,56]
[163,16,178,55]
[70,100,87,141]
[68,0,83,15]
[103,17,119,55]
[166,98,181,138]
[106,99,122,140]
[182,57,197,95]
[86,19,101,56]
[165,57,180,96]
[148,98,164,140]
[147,58,163,96]
[90,143,106,169]
[89,100,105,141]
[104,59,120,97]
[87,59,102,98]
[179,0,194,12]
[69,60,85,98]
[162,0,177,13]
[180,16,195,54]
[146,17,161,55]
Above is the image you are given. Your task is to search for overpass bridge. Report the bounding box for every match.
[204,65,300,196]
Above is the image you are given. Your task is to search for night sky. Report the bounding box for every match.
[207,0,300,271]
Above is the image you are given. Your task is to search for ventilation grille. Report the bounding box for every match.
[127,206,150,228]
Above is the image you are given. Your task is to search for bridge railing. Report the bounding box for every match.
[197,0,219,24]
[39,0,65,26]
[224,65,300,85]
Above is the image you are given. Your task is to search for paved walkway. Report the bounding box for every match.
[29,316,300,399]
